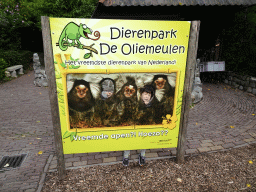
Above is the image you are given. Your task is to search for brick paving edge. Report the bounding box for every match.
[36,154,53,192]
[38,140,256,190]
[186,140,256,158]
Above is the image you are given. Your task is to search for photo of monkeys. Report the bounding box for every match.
[66,73,176,128]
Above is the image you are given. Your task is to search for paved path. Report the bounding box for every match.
[0,70,255,192]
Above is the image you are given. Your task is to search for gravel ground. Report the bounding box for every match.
[42,143,256,191]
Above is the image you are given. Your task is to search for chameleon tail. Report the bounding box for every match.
[58,28,68,51]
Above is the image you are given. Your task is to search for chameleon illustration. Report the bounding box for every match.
[56,22,100,58]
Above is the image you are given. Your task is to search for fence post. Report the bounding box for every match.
[176,20,201,164]
[41,16,66,179]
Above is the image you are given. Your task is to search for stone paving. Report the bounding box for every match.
[0,71,256,192]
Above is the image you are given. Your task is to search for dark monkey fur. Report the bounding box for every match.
[68,79,95,112]
[68,79,95,128]
[95,78,119,126]
[152,75,175,124]
[116,77,138,125]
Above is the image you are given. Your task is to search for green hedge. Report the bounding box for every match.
[0,58,9,81]
[220,5,256,78]
[0,49,34,81]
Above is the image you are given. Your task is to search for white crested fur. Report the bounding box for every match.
[137,91,141,101]
[154,73,176,102]
[155,88,165,102]
[67,73,87,81]
[167,73,176,88]
[135,77,145,89]
[67,81,75,93]
[115,75,127,93]
[84,74,102,83]
[142,73,155,85]
[90,83,101,99]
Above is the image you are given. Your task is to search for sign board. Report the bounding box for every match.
[48,18,191,154]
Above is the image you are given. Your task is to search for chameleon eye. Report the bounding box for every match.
[83,24,87,29]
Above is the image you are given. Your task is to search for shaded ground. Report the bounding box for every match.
[42,143,256,192]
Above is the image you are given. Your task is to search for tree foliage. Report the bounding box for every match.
[0,0,99,78]
[20,0,98,31]
[0,0,98,50]
[220,5,256,77]
[0,0,34,50]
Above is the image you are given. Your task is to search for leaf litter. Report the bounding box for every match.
[42,143,256,191]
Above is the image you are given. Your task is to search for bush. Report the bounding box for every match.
[0,58,10,81]
[0,49,34,71]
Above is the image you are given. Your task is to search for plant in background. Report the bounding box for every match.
[0,58,10,81]
[18,0,98,32]
[220,5,256,77]
[0,0,35,52]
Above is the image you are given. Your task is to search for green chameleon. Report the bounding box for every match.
[58,22,93,51]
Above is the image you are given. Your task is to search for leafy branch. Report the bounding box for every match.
[62,130,77,142]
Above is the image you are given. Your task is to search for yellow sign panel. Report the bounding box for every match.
[49,18,191,154]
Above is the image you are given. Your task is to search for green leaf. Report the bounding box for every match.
[57,82,63,90]
[58,94,64,101]
[69,65,80,69]
[55,72,62,79]
[63,131,72,139]
[60,103,65,110]
[75,59,79,61]
[70,132,76,142]
[72,66,80,69]
[84,53,91,59]
[60,62,66,68]
[58,90,64,96]
[61,108,65,115]
[59,104,66,115]
[70,56,74,61]
[54,61,57,64]
[57,88,62,94]
[56,74,62,79]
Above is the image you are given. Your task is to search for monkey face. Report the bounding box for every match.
[155,78,166,89]
[124,85,136,98]
[75,85,88,98]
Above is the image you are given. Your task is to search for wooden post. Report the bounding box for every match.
[41,16,66,179]
[176,20,200,164]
